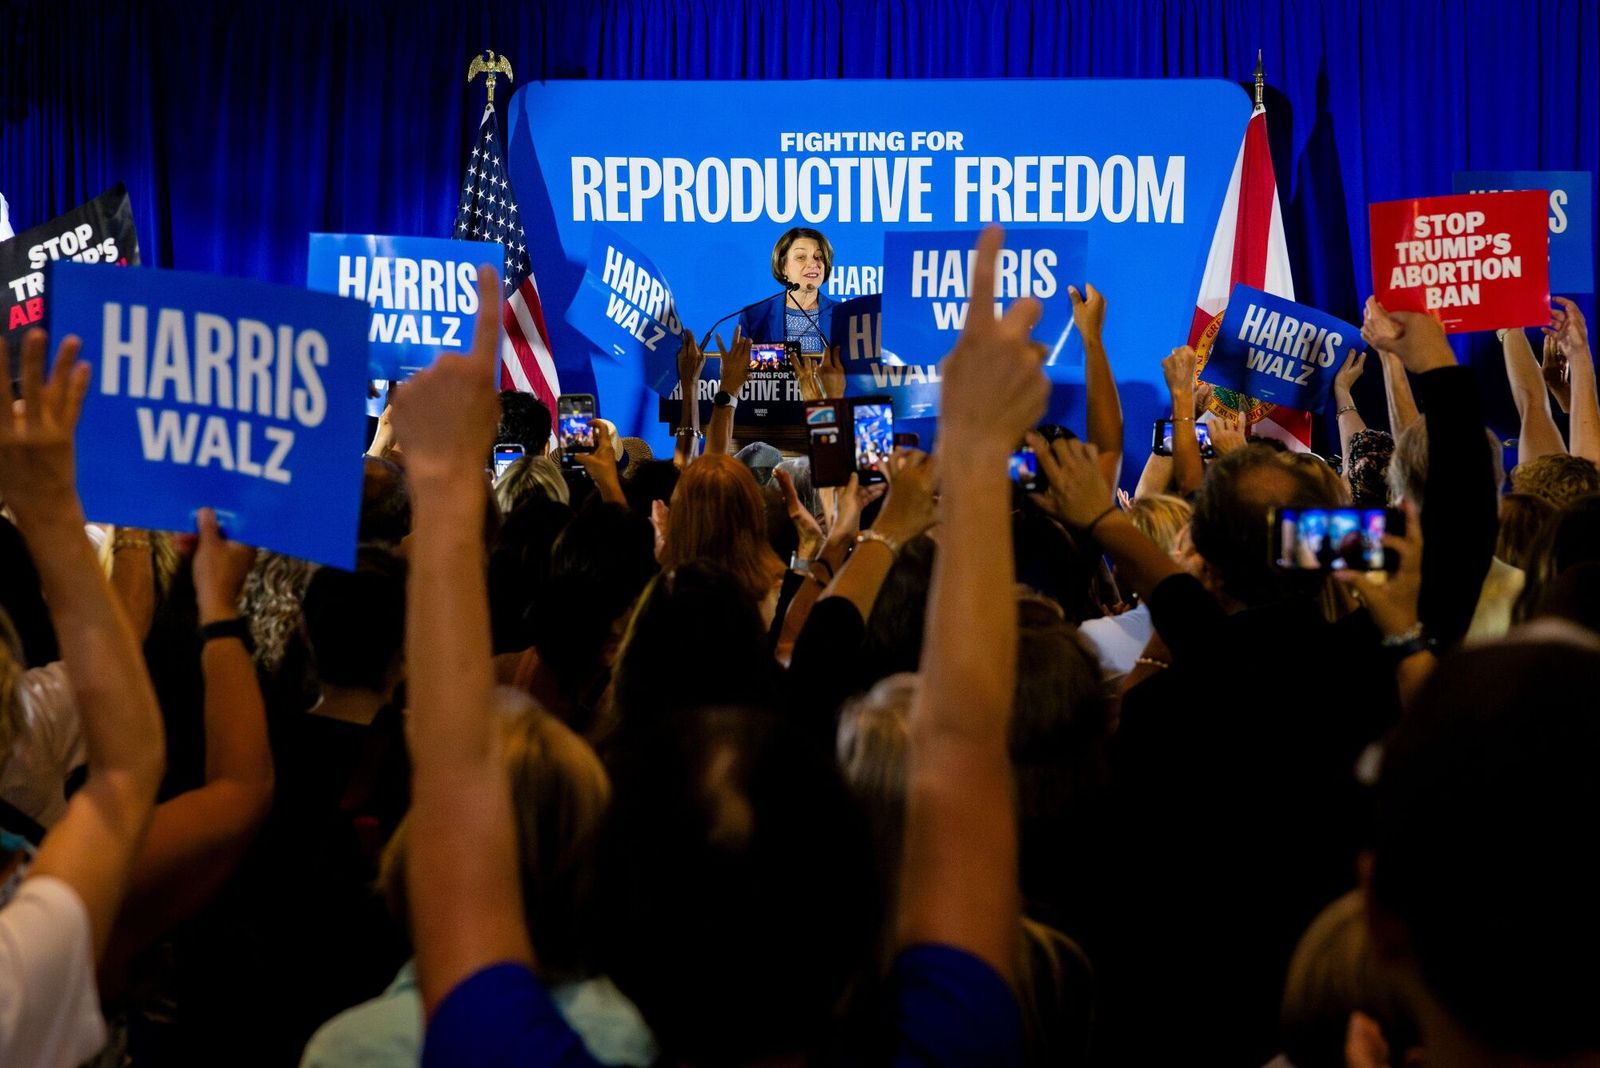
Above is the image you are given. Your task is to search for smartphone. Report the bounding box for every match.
[1010,446,1045,493]
[557,394,596,469]
[805,401,852,487]
[852,397,895,485]
[1271,507,1404,572]
[749,341,798,372]
[1151,418,1215,458]
[893,431,920,448]
[492,443,525,479]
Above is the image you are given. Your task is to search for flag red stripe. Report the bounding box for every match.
[1229,112,1275,290]
[502,302,558,415]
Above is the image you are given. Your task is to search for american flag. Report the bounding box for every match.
[454,105,560,414]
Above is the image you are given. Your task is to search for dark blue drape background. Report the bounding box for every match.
[4,0,1598,448]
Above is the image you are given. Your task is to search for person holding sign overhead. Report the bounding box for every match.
[737,228,836,353]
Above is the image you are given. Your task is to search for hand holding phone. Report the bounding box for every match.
[852,399,894,485]
[1270,506,1404,573]
[1009,446,1045,493]
[1151,418,1215,458]
[557,394,597,469]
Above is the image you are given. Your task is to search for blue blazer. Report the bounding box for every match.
[736,291,836,349]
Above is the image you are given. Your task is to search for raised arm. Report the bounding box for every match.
[1164,347,1205,495]
[1498,326,1566,463]
[898,227,1046,981]
[1331,350,1370,467]
[391,267,533,1013]
[104,509,272,979]
[108,527,157,640]
[1549,297,1600,464]
[1379,350,1420,435]
[820,449,936,620]
[0,330,166,961]
[672,331,705,468]
[575,422,627,507]
[1073,284,1123,492]
[705,330,750,457]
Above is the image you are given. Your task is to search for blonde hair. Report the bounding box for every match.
[1126,494,1193,554]
[381,691,611,981]
[495,454,570,513]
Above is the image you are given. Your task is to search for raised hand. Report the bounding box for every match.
[1547,297,1591,358]
[1161,346,1198,406]
[825,472,884,544]
[192,507,258,625]
[716,326,752,398]
[1193,380,1215,420]
[575,420,620,483]
[677,328,707,384]
[789,349,823,402]
[390,266,503,484]
[1333,349,1367,401]
[874,448,938,543]
[1542,333,1573,414]
[819,345,846,399]
[773,465,824,559]
[1333,501,1422,639]
[939,226,1049,457]
[1068,283,1106,341]
[0,328,91,524]
[1210,413,1249,456]
[1028,434,1113,530]
[1360,297,1454,374]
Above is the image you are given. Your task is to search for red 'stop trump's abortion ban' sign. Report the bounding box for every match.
[1369,190,1550,333]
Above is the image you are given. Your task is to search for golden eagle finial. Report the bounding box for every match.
[467,50,514,108]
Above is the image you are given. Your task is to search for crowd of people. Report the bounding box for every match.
[1,226,1598,1068]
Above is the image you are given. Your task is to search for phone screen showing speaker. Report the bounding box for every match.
[852,399,894,484]
[1273,507,1397,572]
[1009,447,1042,492]
[1153,419,1215,457]
[557,395,596,453]
[749,342,790,371]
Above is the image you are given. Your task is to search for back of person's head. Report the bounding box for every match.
[1190,444,1339,607]
[1279,891,1419,1068]
[603,563,780,741]
[1344,428,1395,507]
[242,551,319,673]
[302,549,407,693]
[1372,635,1600,1060]
[496,390,552,453]
[526,503,659,725]
[1012,598,1112,823]
[1288,452,1352,506]
[662,454,784,606]
[734,441,784,488]
[489,494,575,652]
[622,460,681,515]
[1514,493,1600,624]
[1389,420,1503,509]
[598,704,879,1064]
[1496,491,1556,570]
[1126,494,1192,555]
[1013,508,1097,623]
[861,534,937,680]
[775,457,820,520]
[836,673,917,901]
[619,436,654,475]
[495,454,570,513]
[359,456,411,547]
[383,693,610,981]
[1510,453,1600,509]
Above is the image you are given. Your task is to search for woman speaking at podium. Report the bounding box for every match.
[737,227,836,353]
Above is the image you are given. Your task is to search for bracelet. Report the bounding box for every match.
[1135,656,1171,671]
[811,557,835,582]
[1080,504,1120,539]
[198,617,255,654]
[855,529,902,557]
[673,426,703,438]
[1336,404,1359,416]
[1496,328,1510,343]
[1171,416,1195,423]
[112,535,151,552]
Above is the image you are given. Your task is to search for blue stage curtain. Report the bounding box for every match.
[4,0,1597,444]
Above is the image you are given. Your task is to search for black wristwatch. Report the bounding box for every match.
[198,617,256,654]
[713,390,739,410]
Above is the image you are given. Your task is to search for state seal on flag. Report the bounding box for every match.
[1192,309,1276,426]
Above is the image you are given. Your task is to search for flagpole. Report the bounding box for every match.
[1254,48,1264,109]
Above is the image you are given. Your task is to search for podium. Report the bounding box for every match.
[657,355,811,452]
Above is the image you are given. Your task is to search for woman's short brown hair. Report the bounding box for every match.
[770,228,833,287]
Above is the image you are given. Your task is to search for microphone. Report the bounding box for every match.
[697,282,798,356]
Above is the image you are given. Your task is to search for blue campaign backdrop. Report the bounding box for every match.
[507,79,1240,455]
[7,0,1598,473]
[306,233,504,379]
[1452,171,1594,294]
[565,224,685,393]
[48,262,370,568]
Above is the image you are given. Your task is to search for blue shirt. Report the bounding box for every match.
[421,945,1021,1067]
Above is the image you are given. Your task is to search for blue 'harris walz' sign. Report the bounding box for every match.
[1199,284,1361,412]
[1453,171,1593,294]
[565,224,685,394]
[879,228,1087,368]
[830,293,941,420]
[49,262,370,569]
[306,233,505,380]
